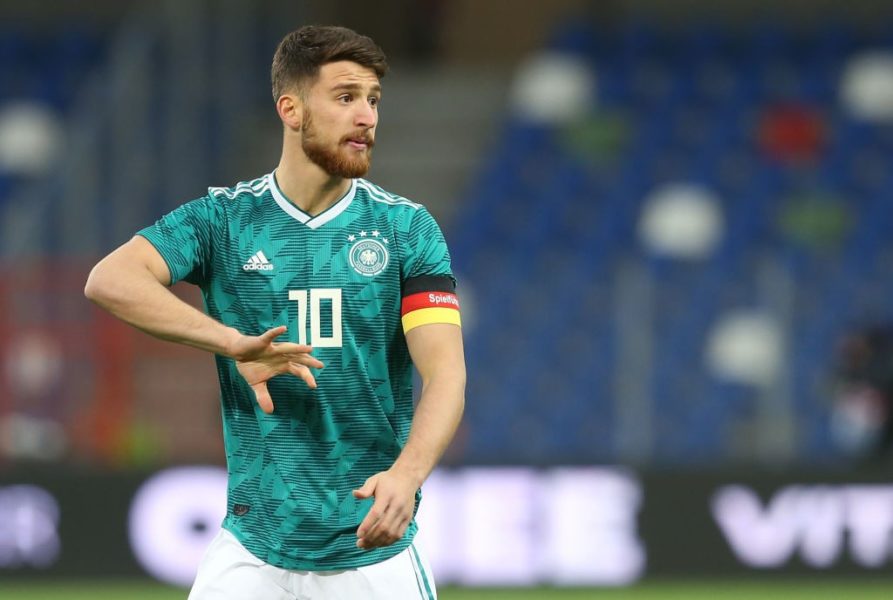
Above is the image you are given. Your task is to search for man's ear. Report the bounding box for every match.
[276,94,302,130]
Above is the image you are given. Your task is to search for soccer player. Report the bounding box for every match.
[84,25,464,600]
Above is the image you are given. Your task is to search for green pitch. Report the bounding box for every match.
[0,580,891,600]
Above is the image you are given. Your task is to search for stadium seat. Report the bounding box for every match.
[451,20,893,465]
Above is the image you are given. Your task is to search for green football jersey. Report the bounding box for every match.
[137,172,457,570]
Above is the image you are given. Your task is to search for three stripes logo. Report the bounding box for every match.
[242,250,274,271]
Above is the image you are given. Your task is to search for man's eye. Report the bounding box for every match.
[338,95,351,103]
[369,97,379,107]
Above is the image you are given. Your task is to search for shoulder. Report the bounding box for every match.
[206,173,271,204]
[354,179,440,234]
[355,179,424,211]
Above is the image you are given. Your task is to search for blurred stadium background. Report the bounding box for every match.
[3,0,893,597]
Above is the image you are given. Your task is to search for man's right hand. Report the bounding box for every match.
[230,325,325,413]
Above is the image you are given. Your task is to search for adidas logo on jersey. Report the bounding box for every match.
[242,251,274,271]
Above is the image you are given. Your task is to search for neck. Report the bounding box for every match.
[274,140,352,217]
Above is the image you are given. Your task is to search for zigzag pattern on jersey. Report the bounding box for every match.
[138,172,452,570]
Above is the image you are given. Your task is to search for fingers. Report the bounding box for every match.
[356,500,382,538]
[353,477,376,500]
[357,501,411,549]
[271,341,315,354]
[269,342,325,370]
[259,325,288,344]
[252,382,275,414]
[354,475,413,549]
[288,362,317,389]
[283,352,325,370]
[239,327,326,405]
[353,476,378,542]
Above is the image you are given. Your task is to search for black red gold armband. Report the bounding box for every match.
[401,275,461,333]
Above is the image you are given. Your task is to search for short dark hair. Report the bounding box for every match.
[271,25,388,101]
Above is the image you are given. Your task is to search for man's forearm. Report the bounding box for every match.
[85,257,240,357]
[392,374,465,487]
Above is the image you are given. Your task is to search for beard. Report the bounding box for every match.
[301,111,374,179]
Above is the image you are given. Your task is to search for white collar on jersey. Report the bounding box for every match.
[267,172,357,230]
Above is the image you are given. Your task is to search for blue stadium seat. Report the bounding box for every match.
[0,24,106,212]
[451,20,893,465]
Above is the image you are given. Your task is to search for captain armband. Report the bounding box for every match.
[401,275,461,334]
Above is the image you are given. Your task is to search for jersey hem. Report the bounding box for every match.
[220,520,416,571]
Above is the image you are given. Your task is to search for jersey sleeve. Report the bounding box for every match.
[136,194,220,286]
[402,206,454,281]
[400,207,460,333]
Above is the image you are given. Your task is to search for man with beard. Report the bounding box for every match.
[85,25,464,600]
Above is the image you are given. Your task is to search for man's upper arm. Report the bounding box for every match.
[93,235,173,286]
[405,323,465,382]
[125,235,174,285]
[85,235,173,301]
[399,205,464,379]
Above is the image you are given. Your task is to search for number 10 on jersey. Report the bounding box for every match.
[288,289,343,347]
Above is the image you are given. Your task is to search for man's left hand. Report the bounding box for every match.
[352,468,419,549]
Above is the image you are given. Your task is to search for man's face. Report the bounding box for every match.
[300,61,380,178]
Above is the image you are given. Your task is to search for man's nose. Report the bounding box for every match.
[355,100,376,128]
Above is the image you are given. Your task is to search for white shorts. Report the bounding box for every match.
[188,529,437,600]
